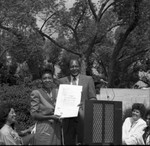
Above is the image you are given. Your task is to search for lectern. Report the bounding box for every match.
[77,100,122,145]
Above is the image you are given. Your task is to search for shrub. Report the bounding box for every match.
[0,83,35,132]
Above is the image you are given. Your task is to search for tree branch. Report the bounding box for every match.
[34,27,81,56]
[0,24,23,40]
[75,5,87,30]
[97,0,109,21]
[98,1,116,22]
[0,45,9,58]
[119,48,149,62]
[95,22,124,44]
[88,0,98,21]
[63,23,81,51]
[40,12,57,31]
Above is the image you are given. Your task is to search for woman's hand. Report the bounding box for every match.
[42,108,54,115]
[78,102,83,110]
[19,125,35,136]
[51,115,61,122]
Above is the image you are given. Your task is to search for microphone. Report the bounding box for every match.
[100,79,108,84]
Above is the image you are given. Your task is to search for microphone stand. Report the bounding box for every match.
[60,119,65,145]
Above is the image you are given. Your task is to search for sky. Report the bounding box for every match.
[65,0,99,8]
[37,0,112,28]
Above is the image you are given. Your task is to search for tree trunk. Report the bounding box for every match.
[108,0,142,87]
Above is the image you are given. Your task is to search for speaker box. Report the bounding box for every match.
[77,100,122,145]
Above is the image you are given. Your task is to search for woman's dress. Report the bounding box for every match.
[30,88,61,145]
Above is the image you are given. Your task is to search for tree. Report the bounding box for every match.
[0,0,57,82]
[1,0,150,88]
[35,0,118,77]
[108,0,150,87]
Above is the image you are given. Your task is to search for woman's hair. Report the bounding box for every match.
[40,65,54,78]
[132,103,146,118]
[40,65,60,88]
[0,102,11,128]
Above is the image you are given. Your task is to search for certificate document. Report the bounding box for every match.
[54,84,82,118]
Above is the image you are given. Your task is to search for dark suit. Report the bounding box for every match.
[59,74,96,145]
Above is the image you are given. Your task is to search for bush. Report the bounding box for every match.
[0,83,35,132]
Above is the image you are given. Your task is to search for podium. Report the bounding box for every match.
[77,100,122,145]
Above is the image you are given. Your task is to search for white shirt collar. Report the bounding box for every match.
[71,75,79,85]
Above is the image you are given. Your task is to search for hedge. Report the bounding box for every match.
[0,83,36,132]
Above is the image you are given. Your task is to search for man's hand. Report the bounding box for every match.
[51,115,62,122]
[78,102,83,110]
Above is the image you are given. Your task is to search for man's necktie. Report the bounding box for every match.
[72,77,77,85]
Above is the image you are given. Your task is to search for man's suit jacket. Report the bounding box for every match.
[59,74,96,102]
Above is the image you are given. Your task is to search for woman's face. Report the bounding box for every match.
[42,73,53,89]
[132,109,141,121]
[7,108,16,124]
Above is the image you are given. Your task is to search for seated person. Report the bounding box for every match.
[143,109,150,145]
[122,103,147,145]
[0,102,34,145]
[138,109,150,145]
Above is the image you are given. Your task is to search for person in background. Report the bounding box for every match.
[122,103,147,145]
[142,109,150,145]
[138,109,150,145]
[59,57,97,145]
[0,102,34,145]
[30,67,62,145]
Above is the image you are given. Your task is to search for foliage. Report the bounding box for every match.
[0,0,62,82]
[0,0,150,88]
[43,40,61,66]
[0,84,35,131]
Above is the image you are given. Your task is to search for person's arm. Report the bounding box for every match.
[123,119,147,145]
[18,125,35,136]
[31,112,60,121]
[30,90,60,121]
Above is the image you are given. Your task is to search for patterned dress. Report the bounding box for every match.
[0,124,23,145]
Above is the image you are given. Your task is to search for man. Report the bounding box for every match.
[59,57,97,145]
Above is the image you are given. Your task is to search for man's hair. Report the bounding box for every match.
[132,103,146,118]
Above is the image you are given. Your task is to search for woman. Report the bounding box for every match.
[0,103,34,145]
[30,67,62,145]
[122,103,147,145]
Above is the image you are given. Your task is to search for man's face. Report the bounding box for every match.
[69,60,80,77]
